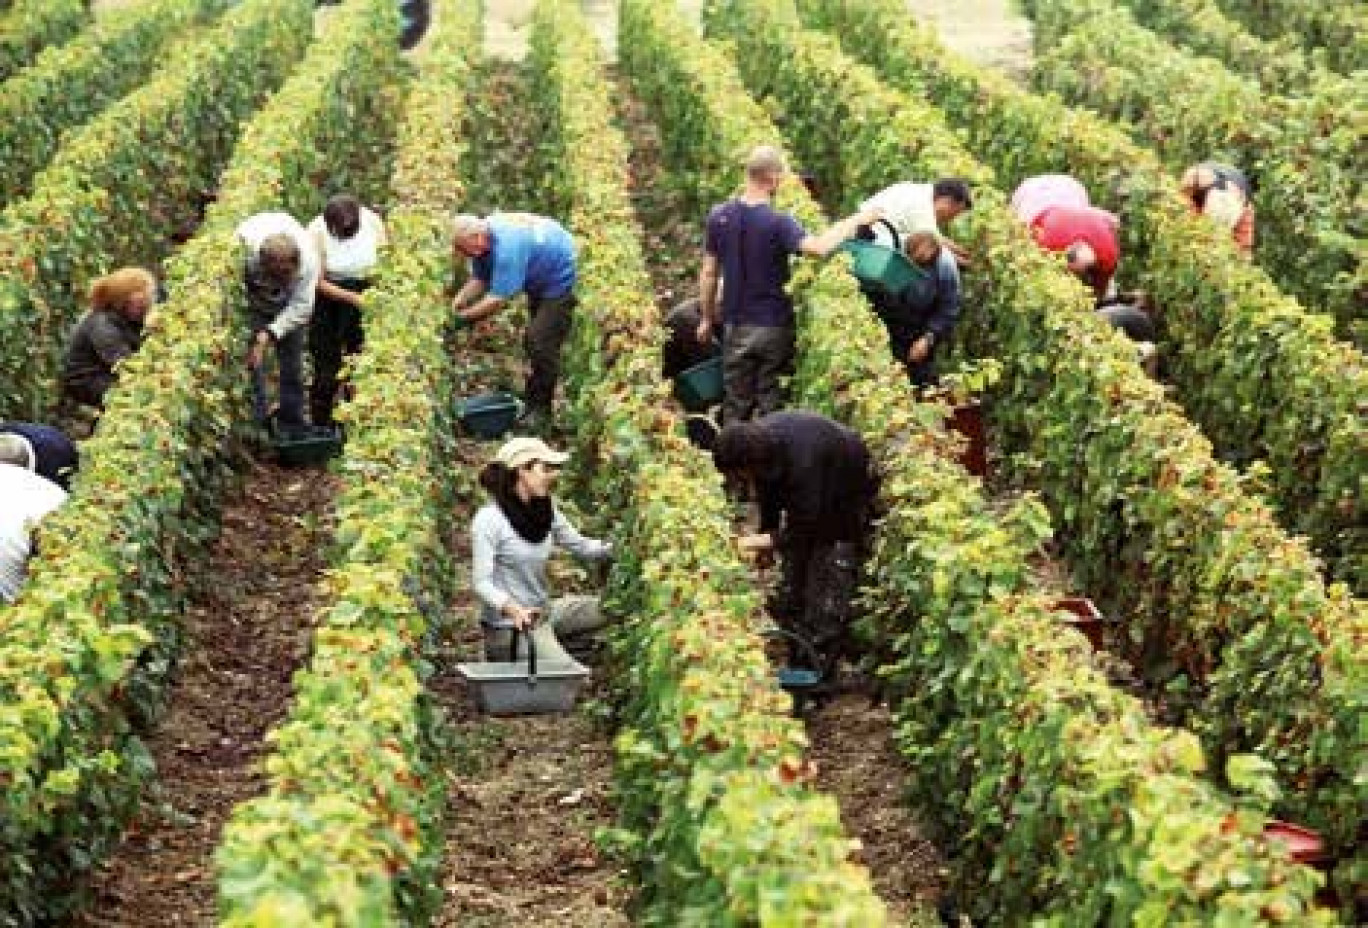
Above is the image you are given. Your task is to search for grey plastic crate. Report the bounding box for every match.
[456,658,589,716]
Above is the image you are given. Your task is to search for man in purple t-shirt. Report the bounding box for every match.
[697,145,879,424]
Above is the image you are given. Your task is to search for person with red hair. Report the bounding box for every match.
[61,266,157,409]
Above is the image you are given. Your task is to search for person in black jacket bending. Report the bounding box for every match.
[713,411,880,675]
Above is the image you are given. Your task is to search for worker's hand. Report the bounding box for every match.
[908,335,933,364]
[247,330,271,369]
[854,206,884,228]
[503,602,541,630]
[947,240,972,268]
[695,316,714,345]
[738,532,774,553]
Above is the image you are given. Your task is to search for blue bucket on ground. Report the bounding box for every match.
[839,239,927,294]
[674,356,723,412]
[458,391,523,440]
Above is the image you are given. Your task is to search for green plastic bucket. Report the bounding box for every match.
[271,427,343,467]
[839,239,927,294]
[458,391,522,440]
[674,356,723,412]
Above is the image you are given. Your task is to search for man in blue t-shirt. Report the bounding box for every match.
[451,212,579,426]
[697,145,879,424]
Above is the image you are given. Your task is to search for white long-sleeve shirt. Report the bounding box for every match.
[236,211,321,340]
[0,463,67,603]
[471,502,610,626]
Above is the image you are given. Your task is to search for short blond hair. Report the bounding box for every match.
[745,144,787,182]
[90,267,156,313]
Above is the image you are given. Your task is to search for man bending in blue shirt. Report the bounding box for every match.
[451,213,579,428]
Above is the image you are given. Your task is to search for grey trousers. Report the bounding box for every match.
[721,323,794,425]
[483,594,604,664]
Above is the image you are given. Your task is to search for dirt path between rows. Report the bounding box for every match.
[70,460,339,927]
[426,57,631,925]
[903,0,1034,78]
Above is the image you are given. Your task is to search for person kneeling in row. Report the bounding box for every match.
[472,437,612,664]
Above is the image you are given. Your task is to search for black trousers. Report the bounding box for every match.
[524,292,576,413]
[769,538,863,676]
[309,279,368,427]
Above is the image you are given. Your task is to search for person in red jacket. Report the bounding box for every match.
[1011,175,1121,299]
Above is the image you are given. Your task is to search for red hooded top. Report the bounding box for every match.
[1032,205,1120,297]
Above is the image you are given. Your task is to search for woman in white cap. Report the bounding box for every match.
[471,436,612,663]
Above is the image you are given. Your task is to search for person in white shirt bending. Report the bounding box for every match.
[0,462,67,605]
[306,194,387,427]
[858,177,974,266]
[471,437,612,664]
[236,211,321,433]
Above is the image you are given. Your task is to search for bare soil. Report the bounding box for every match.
[806,696,947,925]
[69,459,340,927]
[904,0,1034,79]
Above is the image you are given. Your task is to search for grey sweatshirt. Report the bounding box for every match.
[471,501,610,627]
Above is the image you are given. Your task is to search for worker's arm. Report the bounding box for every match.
[697,252,722,343]
[457,292,506,324]
[797,206,883,258]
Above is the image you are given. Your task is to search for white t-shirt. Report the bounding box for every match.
[860,182,940,238]
[307,207,385,280]
[0,463,68,603]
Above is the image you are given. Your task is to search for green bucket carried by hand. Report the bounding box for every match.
[839,239,927,295]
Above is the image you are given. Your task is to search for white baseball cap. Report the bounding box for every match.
[495,436,570,470]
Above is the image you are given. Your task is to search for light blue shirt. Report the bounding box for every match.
[472,213,577,300]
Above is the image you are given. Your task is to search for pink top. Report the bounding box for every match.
[1010,175,1090,226]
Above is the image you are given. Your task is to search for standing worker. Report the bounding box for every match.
[1011,174,1121,299]
[712,410,881,678]
[697,144,880,425]
[1179,161,1255,255]
[451,213,579,433]
[305,193,387,428]
[236,211,321,436]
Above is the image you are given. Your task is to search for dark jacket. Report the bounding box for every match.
[754,411,879,548]
[662,298,721,379]
[61,310,143,408]
[0,423,78,490]
[876,248,961,353]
